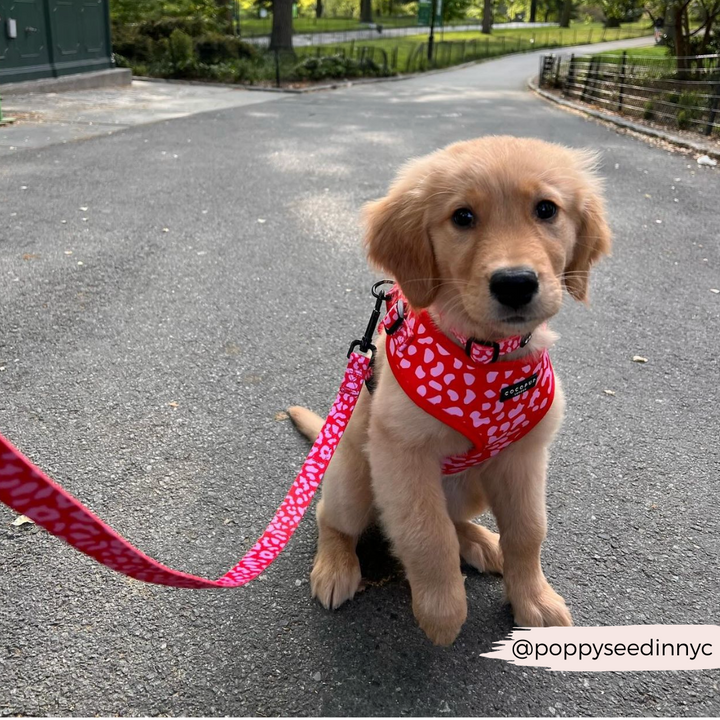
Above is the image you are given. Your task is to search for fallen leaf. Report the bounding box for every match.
[22,253,39,261]
[168,401,179,408]
[162,228,169,233]
[644,194,652,199]
[274,411,289,421]
[257,218,266,224]
[11,515,34,527]
[632,355,648,363]
[80,206,88,211]
[603,389,616,396]
[710,289,719,294]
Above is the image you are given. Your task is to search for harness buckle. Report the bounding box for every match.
[347,279,394,359]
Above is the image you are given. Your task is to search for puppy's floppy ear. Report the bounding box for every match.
[363,161,439,309]
[564,155,612,303]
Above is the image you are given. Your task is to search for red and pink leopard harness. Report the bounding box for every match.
[381,289,555,475]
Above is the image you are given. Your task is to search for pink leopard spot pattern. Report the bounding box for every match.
[382,288,555,475]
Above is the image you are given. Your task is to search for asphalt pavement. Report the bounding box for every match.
[1,37,719,716]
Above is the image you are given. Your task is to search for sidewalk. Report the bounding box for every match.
[0,81,282,155]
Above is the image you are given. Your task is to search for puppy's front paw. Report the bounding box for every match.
[509,581,572,627]
[310,546,362,610]
[412,581,468,646]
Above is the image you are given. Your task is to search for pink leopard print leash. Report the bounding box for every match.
[0,351,371,588]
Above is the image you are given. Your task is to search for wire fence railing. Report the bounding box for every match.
[539,51,720,136]
[246,22,648,49]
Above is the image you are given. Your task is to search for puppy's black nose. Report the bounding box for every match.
[490,268,539,310]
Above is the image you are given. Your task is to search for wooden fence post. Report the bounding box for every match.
[618,51,627,112]
[706,80,720,135]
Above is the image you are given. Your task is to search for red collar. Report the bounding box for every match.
[381,288,555,475]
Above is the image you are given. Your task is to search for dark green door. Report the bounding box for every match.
[47,0,111,76]
[0,0,54,82]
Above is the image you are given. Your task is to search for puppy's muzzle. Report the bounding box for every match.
[490,268,539,310]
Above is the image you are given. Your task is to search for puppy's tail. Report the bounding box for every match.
[287,405,323,442]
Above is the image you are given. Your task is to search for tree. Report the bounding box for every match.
[360,0,373,22]
[482,0,493,33]
[530,0,538,21]
[647,0,720,71]
[270,0,293,49]
[316,0,323,17]
[559,0,572,26]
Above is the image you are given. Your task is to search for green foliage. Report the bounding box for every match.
[643,99,655,119]
[136,16,218,40]
[664,89,702,129]
[292,53,384,79]
[598,0,644,26]
[195,32,258,62]
[441,0,474,22]
[110,0,226,25]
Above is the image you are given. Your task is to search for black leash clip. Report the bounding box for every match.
[347,280,394,358]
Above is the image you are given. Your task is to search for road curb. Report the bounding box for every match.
[528,76,720,160]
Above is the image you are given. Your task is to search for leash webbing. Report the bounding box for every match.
[0,352,372,588]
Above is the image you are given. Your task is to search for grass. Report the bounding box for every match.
[296,21,653,74]
[239,14,423,37]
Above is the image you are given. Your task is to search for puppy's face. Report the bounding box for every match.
[364,137,612,340]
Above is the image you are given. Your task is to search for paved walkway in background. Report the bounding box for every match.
[0,81,279,154]
[0,35,652,156]
[246,20,555,46]
[1,33,718,717]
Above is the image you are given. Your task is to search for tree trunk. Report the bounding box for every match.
[669,2,690,73]
[270,0,294,50]
[559,0,572,28]
[316,0,323,18]
[482,0,493,33]
[360,0,372,23]
[216,0,233,32]
[530,0,537,22]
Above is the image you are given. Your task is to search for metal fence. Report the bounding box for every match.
[295,25,652,78]
[539,51,720,136]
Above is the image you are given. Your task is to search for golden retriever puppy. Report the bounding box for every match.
[289,136,611,645]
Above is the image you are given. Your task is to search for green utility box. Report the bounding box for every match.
[0,0,112,84]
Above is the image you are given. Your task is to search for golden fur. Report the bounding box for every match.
[289,136,611,645]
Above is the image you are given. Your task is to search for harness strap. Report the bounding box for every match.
[0,352,371,589]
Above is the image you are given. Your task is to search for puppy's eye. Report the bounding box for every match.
[535,200,558,221]
[452,208,475,228]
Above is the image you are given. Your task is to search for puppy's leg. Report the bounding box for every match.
[369,421,467,646]
[305,392,374,610]
[481,444,572,627]
[445,474,503,575]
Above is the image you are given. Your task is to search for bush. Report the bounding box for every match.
[292,54,384,80]
[661,90,702,130]
[194,33,258,63]
[168,29,195,72]
[643,99,654,120]
[137,16,217,41]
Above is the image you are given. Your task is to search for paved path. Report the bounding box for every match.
[1,37,718,716]
[245,20,555,46]
[0,81,278,155]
